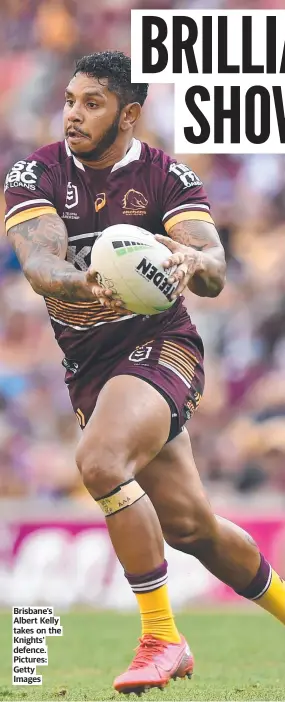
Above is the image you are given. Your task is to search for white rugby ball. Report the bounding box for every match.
[90,224,178,316]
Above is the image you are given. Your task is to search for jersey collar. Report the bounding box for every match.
[65,139,85,170]
[64,138,141,172]
[111,138,141,172]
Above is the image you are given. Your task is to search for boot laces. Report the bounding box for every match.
[129,635,167,670]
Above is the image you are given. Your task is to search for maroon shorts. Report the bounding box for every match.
[62,304,205,442]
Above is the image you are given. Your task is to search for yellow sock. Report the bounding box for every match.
[255,570,285,624]
[135,584,181,643]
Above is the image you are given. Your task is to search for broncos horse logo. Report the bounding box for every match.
[122,189,148,213]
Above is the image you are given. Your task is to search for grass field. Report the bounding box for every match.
[0,610,284,701]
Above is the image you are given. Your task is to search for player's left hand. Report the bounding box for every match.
[86,266,129,313]
[155,234,205,299]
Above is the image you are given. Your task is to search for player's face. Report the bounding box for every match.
[63,74,122,160]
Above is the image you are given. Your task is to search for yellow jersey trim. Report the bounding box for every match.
[164,210,214,233]
[6,206,57,232]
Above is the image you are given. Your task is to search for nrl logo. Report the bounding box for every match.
[65,182,78,209]
[122,189,148,216]
[62,181,80,219]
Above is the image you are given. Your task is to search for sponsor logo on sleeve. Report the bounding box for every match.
[4,160,45,192]
[169,163,203,189]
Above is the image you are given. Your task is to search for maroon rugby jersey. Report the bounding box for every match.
[4,138,213,358]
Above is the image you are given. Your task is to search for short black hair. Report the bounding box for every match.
[74,51,148,109]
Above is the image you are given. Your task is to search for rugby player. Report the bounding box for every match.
[4,51,285,695]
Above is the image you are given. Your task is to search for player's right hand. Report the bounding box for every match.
[85,267,125,311]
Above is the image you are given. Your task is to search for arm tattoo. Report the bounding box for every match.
[168,219,222,251]
[168,219,226,297]
[8,214,94,302]
[8,214,68,265]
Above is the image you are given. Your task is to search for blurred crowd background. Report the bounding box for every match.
[1,0,285,502]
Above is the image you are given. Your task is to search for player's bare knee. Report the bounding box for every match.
[76,439,130,498]
[163,503,218,555]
